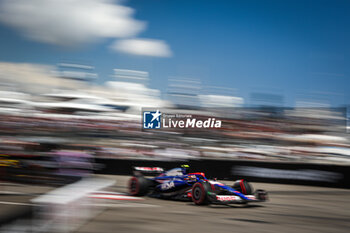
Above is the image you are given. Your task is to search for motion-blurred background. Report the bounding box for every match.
[0,0,349,232]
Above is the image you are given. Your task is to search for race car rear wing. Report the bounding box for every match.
[132,166,164,176]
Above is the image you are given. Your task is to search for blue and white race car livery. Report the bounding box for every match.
[128,165,268,205]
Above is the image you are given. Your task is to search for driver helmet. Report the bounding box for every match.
[181,164,190,174]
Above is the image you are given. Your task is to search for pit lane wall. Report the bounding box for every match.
[95,158,350,189]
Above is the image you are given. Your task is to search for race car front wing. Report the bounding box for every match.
[207,189,268,204]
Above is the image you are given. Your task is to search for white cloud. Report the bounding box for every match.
[0,0,146,46]
[110,38,172,57]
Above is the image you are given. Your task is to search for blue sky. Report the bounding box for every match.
[0,0,349,107]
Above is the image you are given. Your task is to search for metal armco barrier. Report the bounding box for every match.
[95,158,350,189]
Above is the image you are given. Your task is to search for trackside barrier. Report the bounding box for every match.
[95,158,350,189]
[0,177,115,233]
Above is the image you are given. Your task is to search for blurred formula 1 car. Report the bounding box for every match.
[128,165,268,205]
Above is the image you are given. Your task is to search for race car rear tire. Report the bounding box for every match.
[191,182,211,205]
[128,176,150,196]
[232,179,253,195]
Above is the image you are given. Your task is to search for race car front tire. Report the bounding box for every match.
[232,179,253,195]
[128,176,150,196]
[191,182,211,205]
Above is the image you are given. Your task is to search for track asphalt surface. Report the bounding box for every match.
[77,176,350,233]
[1,175,350,233]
